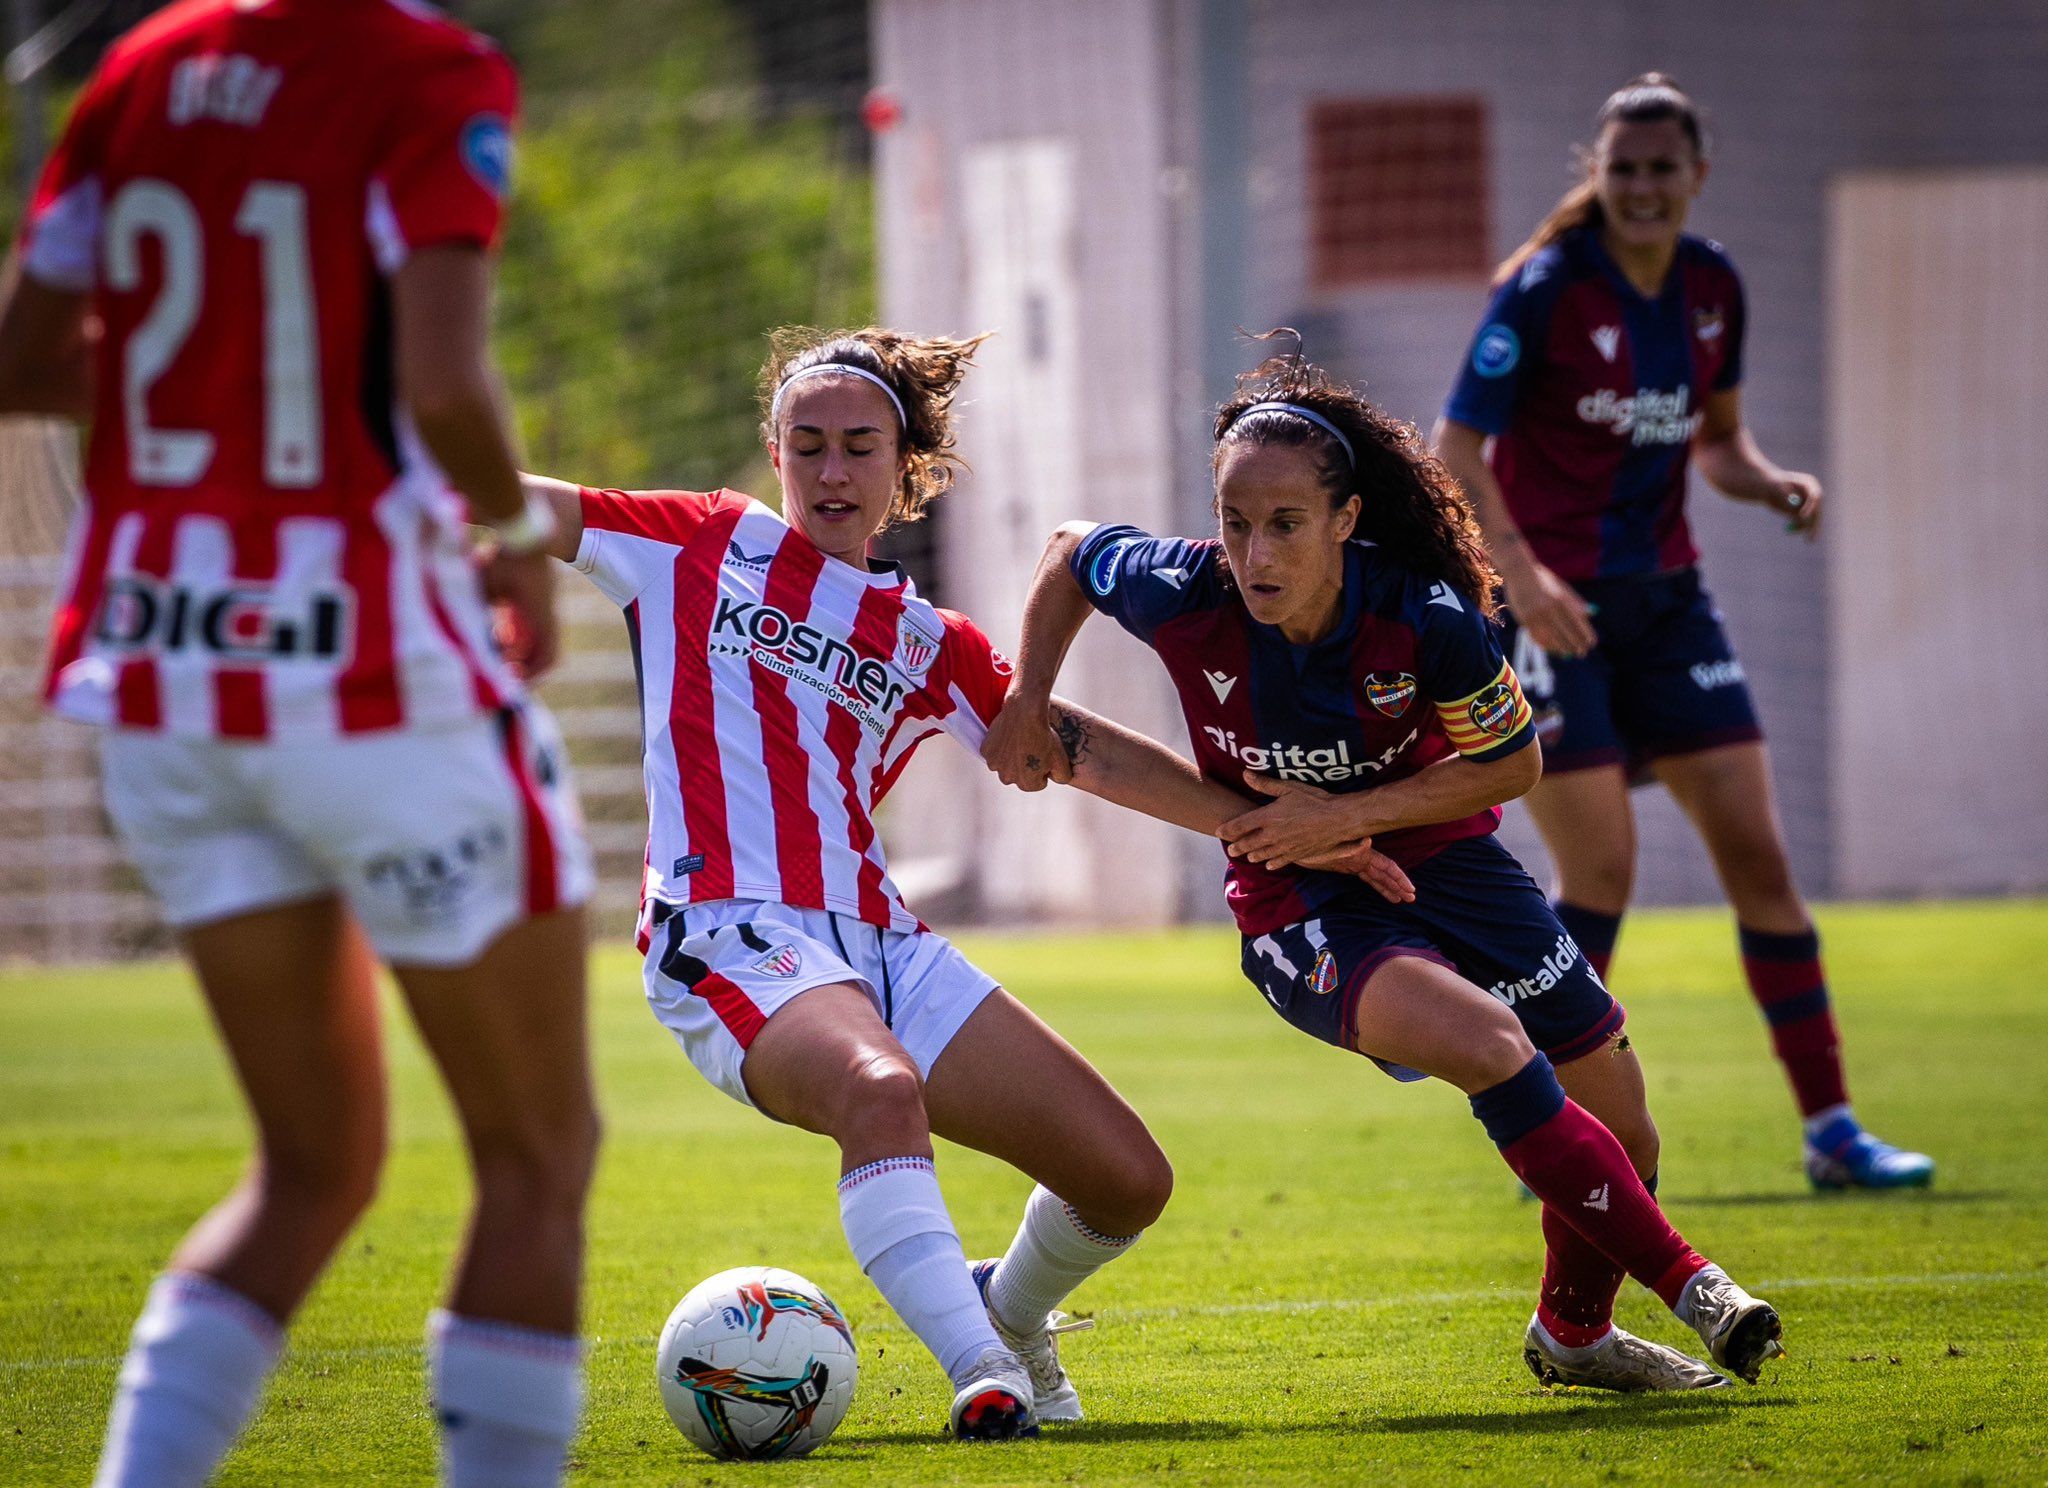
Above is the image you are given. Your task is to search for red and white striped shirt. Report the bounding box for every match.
[24,0,523,739]
[574,487,1011,934]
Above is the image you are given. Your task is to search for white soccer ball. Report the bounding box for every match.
[655,1266,859,1460]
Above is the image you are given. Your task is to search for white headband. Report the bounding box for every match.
[770,362,907,429]
[1235,401,1356,468]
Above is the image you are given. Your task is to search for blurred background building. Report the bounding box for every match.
[1,0,2043,957]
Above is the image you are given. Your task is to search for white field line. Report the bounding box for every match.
[5,1269,2041,1375]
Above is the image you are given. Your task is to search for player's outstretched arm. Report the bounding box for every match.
[1218,745,1542,872]
[0,259,93,420]
[1052,699,1414,903]
[982,522,1101,791]
[513,473,586,565]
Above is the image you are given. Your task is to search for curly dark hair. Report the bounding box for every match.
[759,325,991,531]
[1212,337,1499,617]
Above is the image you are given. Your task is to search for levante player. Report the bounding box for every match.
[0,1,599,1484]
[984,346,1786,1392]
[510,326,1413,1437]
[1432,74,1931,1191]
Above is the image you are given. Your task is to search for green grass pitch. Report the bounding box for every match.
[5,899,2046,1485]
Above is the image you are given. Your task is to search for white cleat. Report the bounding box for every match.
[1523,1314,1730,1392]
[1680,1266,1785,1384]
[947,1348,1038,1441]
[971,1259,1095,1423]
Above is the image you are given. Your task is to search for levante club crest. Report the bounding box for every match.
[1309,949,1340,997]
[1364,672,1417,718]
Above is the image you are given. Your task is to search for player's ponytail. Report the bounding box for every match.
[760,326,992,530]
[1214,333,1499,619]
[1494,72,1707,287]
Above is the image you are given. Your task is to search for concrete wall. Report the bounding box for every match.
[873,0,2048,917]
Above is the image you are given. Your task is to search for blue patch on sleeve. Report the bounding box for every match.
[459,113,514,198]
[1086,536,1136,597]
[1471,323,1520,378]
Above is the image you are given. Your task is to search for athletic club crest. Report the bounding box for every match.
[897,614,941,677]
[1364,672,1418,718]
[1308,949,1340,997]
[753,945,804,979]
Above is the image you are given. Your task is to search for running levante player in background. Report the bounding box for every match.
[1431,75,1932,1191]
[0,3,601,1484]
[983,345,1786,1393]
[512,326,1414,1438]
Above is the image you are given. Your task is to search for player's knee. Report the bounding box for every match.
[255,1122,385,1229]
[1096,1142,1174,1235]
[833,1053,929,1151]
[1559,855,1634,915]
[1468,1018,1540,1091]
[470,1103,602,1218]
[1609,1108,1661,1178]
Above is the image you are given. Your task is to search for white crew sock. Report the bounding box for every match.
[985,1185,1141,1336]
[93,1271,283,1488]
[838,1156,1005,1387]
[428,1310,584,1488]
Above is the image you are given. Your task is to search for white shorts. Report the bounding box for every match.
[643,898,1000,1109]
[99,702,592,967]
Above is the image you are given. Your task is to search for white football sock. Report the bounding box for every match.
[838,1156,1005,1387]
[985,1184,1140,1335]
[428,1310,584,1488]
[93,1271,283,1488]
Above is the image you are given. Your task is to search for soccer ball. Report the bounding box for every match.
[655,1266,859,1460]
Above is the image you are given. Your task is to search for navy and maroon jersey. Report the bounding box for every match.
[1072,523,1535,936]
[1442,228,1745,583]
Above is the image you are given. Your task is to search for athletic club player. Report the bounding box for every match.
[1431,74,1932,1191]
[0,3,599,1484]
[984,346,1786,1392]
[513,326,1412,1438]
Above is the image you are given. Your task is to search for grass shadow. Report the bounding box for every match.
[1668,1189,2007,1208]
[1365,1391,1796,1437]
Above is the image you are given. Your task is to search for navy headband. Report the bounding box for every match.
[1233,401,1356,469]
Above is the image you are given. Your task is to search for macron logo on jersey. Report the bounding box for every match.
[1427,582,1464,612]
[1205,670,1237,703]
[1591,325,1621,363]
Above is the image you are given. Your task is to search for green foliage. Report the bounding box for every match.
[488,0,874,491]
[5,901,2048,1483]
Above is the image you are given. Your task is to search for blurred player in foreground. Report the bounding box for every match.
[985,347,1786,1392]
[512,325,1410,1438]
[0,2,597,1483]
[1432,74,1931,1191]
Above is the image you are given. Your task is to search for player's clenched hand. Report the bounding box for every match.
[1218,773,1365,869]
[1500,558,1596,659]
[980,686,1071,791]
[1769,472,1823,540]
[1297,839,1416,904]
[480,545,561,682]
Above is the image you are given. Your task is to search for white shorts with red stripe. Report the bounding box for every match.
[99,701,592,966]
[643,898,999,1109]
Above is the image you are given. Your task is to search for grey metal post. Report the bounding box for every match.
[6,0,45,200]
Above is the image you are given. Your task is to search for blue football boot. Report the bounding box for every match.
[1804,1113,1935,1191]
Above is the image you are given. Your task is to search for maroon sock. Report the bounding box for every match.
[1471,1058,1706,1310]
[1739,925,1848,1117]
[1552,901,1621,984]
[1535,1169,1661,1347]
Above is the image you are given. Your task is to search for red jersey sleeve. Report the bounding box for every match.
[573,487,728,606]
[930,611,1015,750]
[18,65,118,291]
[368,42,519,263]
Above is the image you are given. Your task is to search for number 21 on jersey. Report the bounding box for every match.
[105,177,320,489]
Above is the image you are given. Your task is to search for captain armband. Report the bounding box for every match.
[1435,661,1533,758]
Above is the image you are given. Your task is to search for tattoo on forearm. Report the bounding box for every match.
[1052,706,1095,767]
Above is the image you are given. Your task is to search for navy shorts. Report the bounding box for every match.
[1238,835,1625,1080]
[1500,567,1763,778]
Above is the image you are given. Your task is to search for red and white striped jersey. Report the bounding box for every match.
[574,487,1012,934]
[21,0,523,738]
